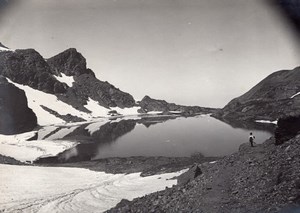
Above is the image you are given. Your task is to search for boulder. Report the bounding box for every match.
[177,164,202,185]
[275,115,300,145]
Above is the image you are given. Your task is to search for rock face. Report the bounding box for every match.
[0,49,68,94]
[177,164,202,185]
[0,42,8,49]
[214,67,300,121]
[0,47,136,113]
[139,95,217,115]
[0,76,37,134]
[275,115,300,145]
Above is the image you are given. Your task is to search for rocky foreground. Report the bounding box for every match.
[108,133,300,212]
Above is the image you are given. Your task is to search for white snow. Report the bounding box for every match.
[85,119,109,134]
[0,164,185,213]
[0,131,77,162]
[146,111,163,114]
[0,47,12,52]
[169,111,182,114]
[290,92,300,99]
[54,73,74,87]
[85,98,110,117]
[255,120,277,125]
[8,79,95,125]
[45,126,78,140]
[37,126,59,140]
[111,106,141,116]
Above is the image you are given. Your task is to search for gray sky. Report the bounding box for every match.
[0,0,299,107]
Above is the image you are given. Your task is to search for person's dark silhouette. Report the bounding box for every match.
[249,132,255,147]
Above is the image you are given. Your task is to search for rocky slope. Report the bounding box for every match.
[0,76,37,134]
[0,44,212,128]
[108,116,300,213]
[138,95,217,116]
[214,67,300,122]
[0,47,135,110]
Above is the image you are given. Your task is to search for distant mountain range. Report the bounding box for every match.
[0,44,215,134]
[0,43,299,135]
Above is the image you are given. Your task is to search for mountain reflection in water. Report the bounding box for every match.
[35,115,273,164]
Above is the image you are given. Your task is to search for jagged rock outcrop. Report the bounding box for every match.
[275,115,300,145]
[0,42,8,49]
[214,67,300,121]
[48,48,136,108]
[62,74,136,108]
[139,95,217,115]
[177,164,202,185]
[47,48,95,77]
[0,76,37,134]
[0,46,136,116]
[0,49,68,94]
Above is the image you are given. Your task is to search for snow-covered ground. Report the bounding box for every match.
[8,79,94,125]
[85,98,111,117]
[54,73,74,87]
[85,119,110,134]
[0,131,77,162]
[7,78,149,125]
[291,92,300,99]
[255,120,277,125]
[0,47,12,52]
[0,164,185,213]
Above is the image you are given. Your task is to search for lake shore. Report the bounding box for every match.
[107,135,300,213]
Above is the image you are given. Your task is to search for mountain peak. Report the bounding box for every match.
[47,48,94,77]
[0,42,8,49]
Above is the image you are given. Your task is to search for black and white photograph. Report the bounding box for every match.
[0,0,299,212]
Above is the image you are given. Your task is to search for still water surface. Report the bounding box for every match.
[37,115,273,162]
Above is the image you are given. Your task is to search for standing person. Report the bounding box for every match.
[249,132,255,147]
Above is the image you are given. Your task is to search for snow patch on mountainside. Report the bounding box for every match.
[0,47,12,52]
[0,131,77,162]
[54,73,74,87]
[111,106,141,115]
[290,92,300,99]
[45,126,78,140]
[255,120,277,125]
[37,126,60,140]
[85,119,110,134]
[0,164,185,213]
[8,79,94,125]
[85,98,110,117]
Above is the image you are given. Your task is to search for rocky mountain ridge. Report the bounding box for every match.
[0,44,215,133]
[213,67,300,122]
[138,95,218,116]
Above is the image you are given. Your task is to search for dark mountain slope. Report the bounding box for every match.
[0,49,68,94]
[214,67,300,121]
[0,76,37,134]
[139,95,217,115]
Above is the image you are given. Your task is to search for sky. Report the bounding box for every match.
[0,0,299,108]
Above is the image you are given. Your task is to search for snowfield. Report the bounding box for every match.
[255,120,277,125]
[290,92,300,99]
[0,131,77,162]
[0,47,12,52]
[54,73,75,87]
[0,164,185,213]
[7,78,147,126]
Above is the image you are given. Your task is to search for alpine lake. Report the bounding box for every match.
[35,114,274,163]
